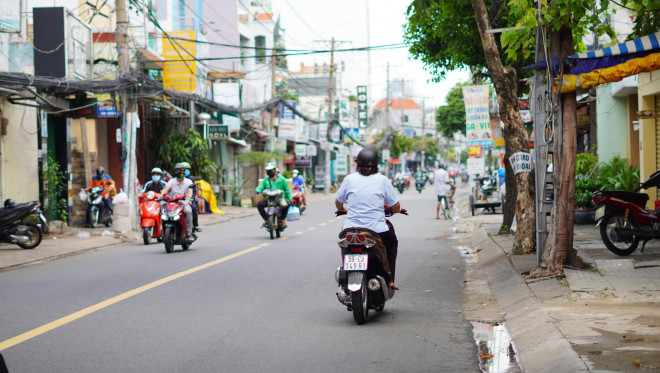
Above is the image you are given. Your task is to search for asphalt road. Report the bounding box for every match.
[0,185,479,373]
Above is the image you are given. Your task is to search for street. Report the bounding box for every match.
[0,186,479,373]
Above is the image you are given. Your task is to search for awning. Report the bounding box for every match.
[526,31,660,93]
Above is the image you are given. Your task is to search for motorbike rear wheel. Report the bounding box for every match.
[351,274,369,325]
[276,218,281,238]
[163,226,175,253]
[142,227,151,245]
[600,214,640,256]
[268,215,275,240]
[17,222,43,249]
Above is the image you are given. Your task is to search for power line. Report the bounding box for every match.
[281,0,326,40]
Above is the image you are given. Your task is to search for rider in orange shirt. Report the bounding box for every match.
[88,167,117,213]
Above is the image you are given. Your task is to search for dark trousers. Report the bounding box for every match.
[191,200,199,227]
[379,222,399,281]
[257,198,290,221]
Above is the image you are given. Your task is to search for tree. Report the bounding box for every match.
[372,131,413,158]
[406,0,536,252]
[435,84,467,137]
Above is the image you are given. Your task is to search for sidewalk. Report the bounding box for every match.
[0,192,335,272]
[459,207,660,372]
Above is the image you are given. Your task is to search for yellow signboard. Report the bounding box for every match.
[163,30,197,93]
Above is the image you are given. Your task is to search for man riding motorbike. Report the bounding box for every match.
[87,166,116,215]
[256,162,292,229]
[160,163,195,240]
[291,169,308,208]
[142,167,167,194]
[180,162,202,232]
[335,148,404,290]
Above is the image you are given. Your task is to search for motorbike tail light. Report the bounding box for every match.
[350,247,363,253]
[346,233,366,244]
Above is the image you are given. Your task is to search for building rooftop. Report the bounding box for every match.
[374,98,421,110]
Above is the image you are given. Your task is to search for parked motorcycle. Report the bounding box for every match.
[0,200,46,249]
[161,193,195,253]
[140,191,162,245]
[81,186,113,228]
[593,170,660,256]
[334,208,406,325]
[262,189,285,239]
[291,187,306,214]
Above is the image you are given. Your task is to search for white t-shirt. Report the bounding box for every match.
[166,178,193,198]
[434,169,451,195]
[336,172,399,233]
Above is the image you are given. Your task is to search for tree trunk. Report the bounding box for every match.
[471,0,535,254]
[540,26,587,272]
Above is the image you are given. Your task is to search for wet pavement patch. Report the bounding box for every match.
[471,322,521,373]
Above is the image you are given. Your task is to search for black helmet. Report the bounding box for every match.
[96,167,105,178]
[356,148,379,167]
[4,199,16,208]
[437,162,445,169]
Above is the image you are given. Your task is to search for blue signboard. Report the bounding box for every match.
[280,100,297,120]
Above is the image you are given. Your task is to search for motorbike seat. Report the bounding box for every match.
[598,190,649,202]
[0,201,37,222]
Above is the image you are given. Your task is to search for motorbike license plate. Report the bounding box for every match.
[344,254,368,271]
[595,206,605,220]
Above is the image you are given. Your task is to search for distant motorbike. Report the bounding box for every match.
[393,178,405,194]
[0,200,45,249]
[291,187,306,214]
[161,193,195,253]
[140,191,162,245]
[262,189,285,239]
[334,207,407,325]
[81,186,113,228]
[593,170,660,256]
[415,178,426,193]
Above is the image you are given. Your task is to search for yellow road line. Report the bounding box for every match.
[257,243,271,247]
[294,231,304,235]
[319,223,327,226]
[0,245,264,351]
[307,227,317,231]
[278,237,289,240]
[328,219,335,223]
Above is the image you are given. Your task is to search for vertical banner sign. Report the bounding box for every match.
[279,100,297,140]
[163,31,197,93]
[462,85,494,147]
[357,85,368,129]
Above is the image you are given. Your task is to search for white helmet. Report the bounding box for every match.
[151,167,163,175]
[292,169,299,176]
[265,162,276,171]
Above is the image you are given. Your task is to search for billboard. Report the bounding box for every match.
[462,85,494,147]
[163,31,197,93]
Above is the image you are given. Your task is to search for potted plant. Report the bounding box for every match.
[574,153,602,224]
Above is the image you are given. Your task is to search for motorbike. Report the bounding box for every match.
[393,178,405,194]
[0,200,46,249]
[593,170,660,256]
[262,189,285,239]
[140,191,162,245]
[161,193,196,253]
[334,207,407,325]
[291,187,306,214]
[81,186,113,228]
[415,178,426,193]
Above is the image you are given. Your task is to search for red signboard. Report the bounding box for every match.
[468,145,482,158]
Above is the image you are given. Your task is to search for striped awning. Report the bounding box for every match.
[570,32,660,59]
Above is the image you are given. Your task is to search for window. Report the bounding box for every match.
[255,36,266,63]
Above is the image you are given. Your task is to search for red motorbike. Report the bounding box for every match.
[291,187,306,214]
[139,191,162,245]
[161,193,195,253]
[592,170,660,256]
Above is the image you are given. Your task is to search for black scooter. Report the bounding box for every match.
[82,186,113,228]
[0,200,46,249]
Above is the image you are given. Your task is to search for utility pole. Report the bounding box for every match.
[116,0,138,230]
[385,62,391,176]
[400,78,405,132]
[366,0,372,101]
[270,36,277,153]
[324,37,336,195]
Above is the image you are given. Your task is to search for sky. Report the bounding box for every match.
[270,0,471,108]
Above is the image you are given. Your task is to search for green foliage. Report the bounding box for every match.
[372,131,414,158]
[574,154,639,208]
[346,94,357,101]
[460,149,469,164]
[44,156,68,222]
[599,156,639,191]
[154,129,219,180]
[235,151,289,165]
[436,84,467,136]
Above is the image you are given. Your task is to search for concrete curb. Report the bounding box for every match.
[470,228,589,373]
